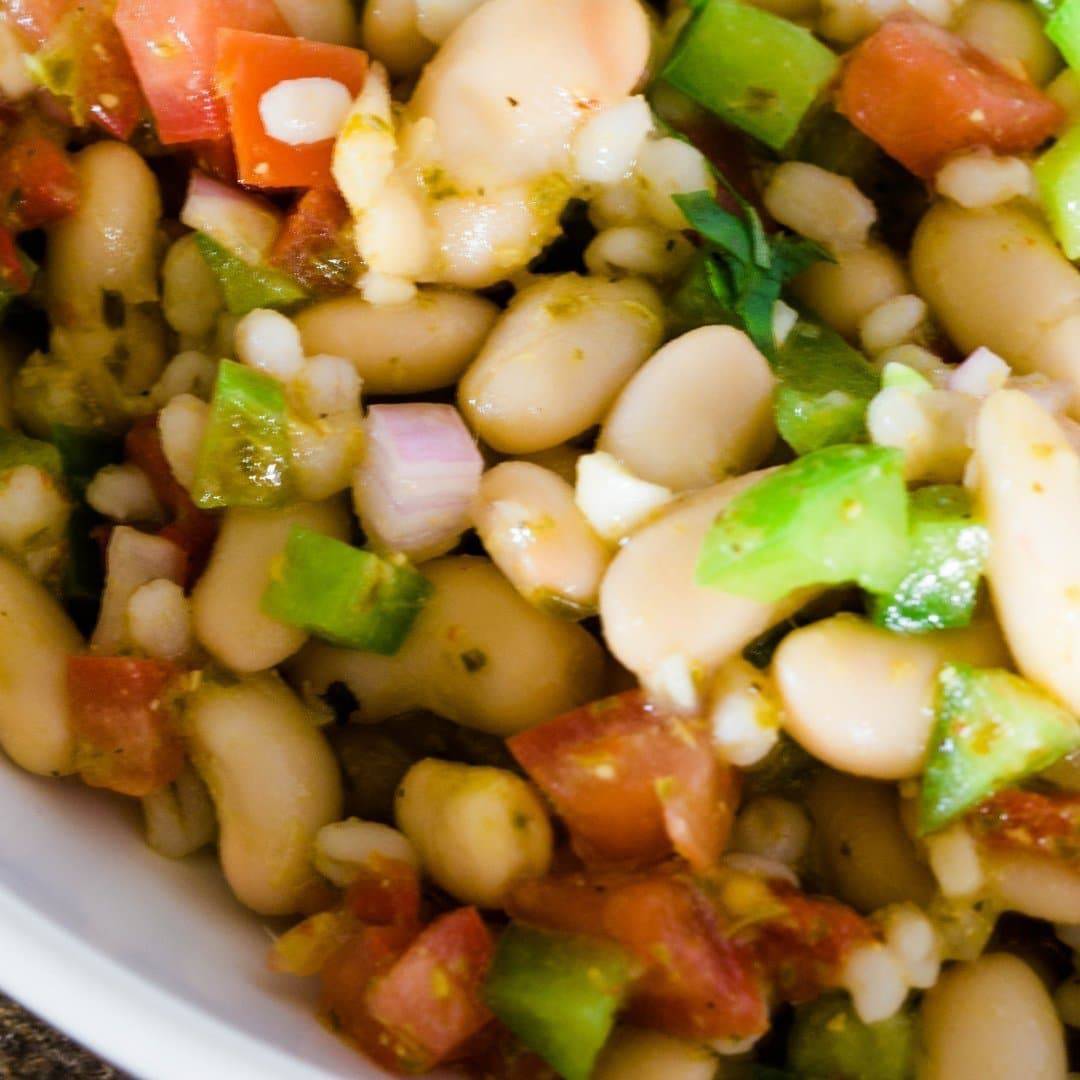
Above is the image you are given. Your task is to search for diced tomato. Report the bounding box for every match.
[215,30,368,189]
[969,789,1080,866]
[365,908,495,1073]
[0,118,79,232]
[270,910,357,977]
[509,690,738,871]
[67,656,184,797]
[0,0,65,43]
[187,137,238,184]
[837,18,1063,178]
[321,924,416,1069]
[0,227,30,295]
[113,0,291,145]
[270,188,358,294]
[125,417,218,585]
[343,856,422,931]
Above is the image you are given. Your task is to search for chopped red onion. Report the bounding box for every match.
[354,404,484,559]
[180,172,282,265]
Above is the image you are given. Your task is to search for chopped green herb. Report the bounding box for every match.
[697,444,909,602]
[920,664,1080,833]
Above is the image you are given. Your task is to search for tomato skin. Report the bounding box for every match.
[837,18,1063,178]
[0,118,79,233]
[113,0,291,145]
[270,188,358,294]
[67,656,183,797]
[125,417,218,585]
[970,789,1080,866]
[366,907,495,1073]
[509,689,737,870]
[215,30,368,189]
[0,227,30,294]
[343,857,422,931]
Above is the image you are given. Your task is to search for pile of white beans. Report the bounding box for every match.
[0,0,1078,1075]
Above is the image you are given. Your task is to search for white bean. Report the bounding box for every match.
[974,390,1080,712]
[592,1028,717,1080]
[731,796,812,866]
[0,555,82,776]
[158,394,208,492]
[289,413,365,503]
[192,500,350,674]
[289,556,606,735]
[774,614,1010,779]
[395,758,552,907]
[460,274,664,454]
[272,0,357,43]
[911,202,1080,413]
[953,0,1060,85]
[126,579,192,662]
[599,474,815,699]
[472,461,610,616]
[314,819,417,886]
[764,162,877,253]
[984,847,1080,923]
[296,289,498,395]
[161,235,224,342]
[919,954,1068,1080]
[599,326,776,491]
[806,771,936,912]
[140,764,216,860]
[362,0,435,77]
[186,674,343,915]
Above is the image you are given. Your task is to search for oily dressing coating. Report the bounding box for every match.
[334,0,651,287]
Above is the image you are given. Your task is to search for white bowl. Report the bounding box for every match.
[0,757,392,1079]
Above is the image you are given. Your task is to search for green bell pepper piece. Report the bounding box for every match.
[920,663,1080,833]
[869,485,989,633]
[192,359,293,509]
[788,993,916,1080]
[773,320,880,455]
[193,233,308,316]
[262,527,432,654]
[0,430,63,479]
[483,925,636,1080]
[661,0,839,151]
[697,444,908,602]
[881,362,931,394]
[1034,126,1080,260]
[1048,0,1080,74]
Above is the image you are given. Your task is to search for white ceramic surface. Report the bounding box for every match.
[0,756,394,1079]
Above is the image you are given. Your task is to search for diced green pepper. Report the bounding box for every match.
[788,993,917,1080]
[484,925,635,1080]
[881,362,931,394]
[697,444,908,602]
[920,664,1080,833]
[262,527,431,654]
[193,233,308,316]
[773,320,880,455]
[0,430,63,479]
[192,359,293,509]
[869,485,989,634]
[661,0,839,151]
[1034,126,1080,259]
[1048,0,1080,75]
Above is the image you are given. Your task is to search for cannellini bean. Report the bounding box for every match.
[296,289,498,395]
[599,474,813,699]
[0,555,82,776]
[807,771,936,912]
[975,390,1080,712]
[158,394,208,492]
[288,413,365,502]
[186,674,343,915]
[792,242,910,340]
[880,903,942,990]
[140,764,216,860]
[592,1028,717,1080]
[911,203,1080,413]
[361,0,434,77]
[472,462,610,616]
[126,579,192,662]
[984,847,1080,923]
[599,326,776,491]
[415,0,488,43]
[272,0,357,43]
[395,758,552,907]
[235,308,306,382]
[572,96,654,184]
[192,500,350,674]
[634,136,716,231]
[314,819,418,887]
[919,954,1068,1080]
[858,294,927,355]
[151,351,216,406]
[954,0,1060,85]
[161,235,224,342]
[731,796,812,867]
[85,464,162,524]
[459,274,664,454]
[774,614,1010,780]
[763,162,877,253]
[584,225,694,281]
[290,556,606,735]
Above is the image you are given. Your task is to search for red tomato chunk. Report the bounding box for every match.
[509,689,739,870]
[837,18,1063,178]
[0,117,79,233]
[216,30,368,189]
[270,188,358,294]
[113,0,291,145]
[969,788,1080,866]
[68,656,183,797]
